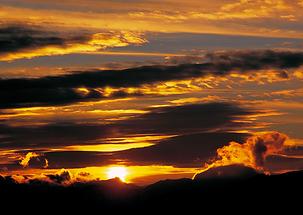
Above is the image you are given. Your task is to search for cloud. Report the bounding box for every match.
[117,102,253,135]
[1,0,303,39]
[0,26,67,54]
[31,132,248,169]
[33,133,249,169]
[19,152,48,168]
[204,50,303,71]
[19,152,40,167]
[0,102,254,152]
[195,131,288,175]
[0,86,142,109]
[0,123,114,149]
[0,25,147,61]
[0,102,257,170]
[1,50,303,109]
[43,151,112,169]
[46,169,71,184]
[265,154,303,172]
[1,168,95,185]
[115,132,249,167]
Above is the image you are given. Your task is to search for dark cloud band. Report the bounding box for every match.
[1,50,303,108]
[0,102,252,150]
[0,25,88,54]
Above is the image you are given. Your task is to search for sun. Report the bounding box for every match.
[106,166,128,182]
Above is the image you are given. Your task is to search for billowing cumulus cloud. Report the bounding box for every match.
[19,152,48,168]
[2,168,93,185]
[0,50,302,109]
[0,25,147,61]
[46,169,71,184]
[19,152,40,167]
[195,131,289,175]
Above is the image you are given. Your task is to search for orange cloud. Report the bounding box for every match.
[196,132,288,175]
[1,1,303,38]
[169,96,221,105]
[19,152,48,168]
[19,152,40,167]
[129,0,290,21]
[7,165,196,186]
[0,31,147,61]
[294,69,303,79]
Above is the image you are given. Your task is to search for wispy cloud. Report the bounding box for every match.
[1,1,303,37]
[0,25,147,61]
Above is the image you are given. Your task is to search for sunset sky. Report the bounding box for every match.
[0,0,303,185]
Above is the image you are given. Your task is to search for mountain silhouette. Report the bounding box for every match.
[194,164,259,180]
[1,169,302,213]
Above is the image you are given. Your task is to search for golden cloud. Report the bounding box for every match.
[19,152,48,168]
[196,131,288,175]
[19,152,40,167]
[1,1,303,38]
[0,31,147,61]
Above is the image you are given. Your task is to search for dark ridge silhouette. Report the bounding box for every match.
[0,169,302,213]
[194,164,259,180]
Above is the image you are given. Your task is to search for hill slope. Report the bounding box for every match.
[1,168,302,212]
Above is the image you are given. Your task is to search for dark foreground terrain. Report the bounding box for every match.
[1,166,302,213]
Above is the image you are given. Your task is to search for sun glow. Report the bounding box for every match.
[106,166,128,182]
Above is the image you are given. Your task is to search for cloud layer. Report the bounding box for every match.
[0,25,146,61]
[0,102,254,170]
[0,50,302,108]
